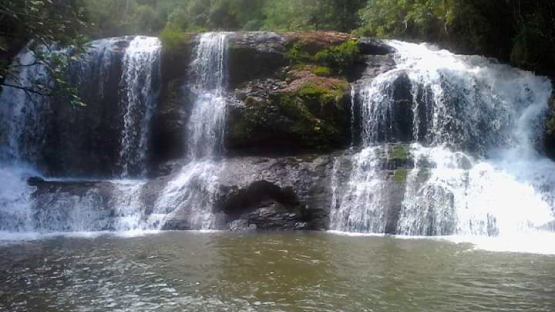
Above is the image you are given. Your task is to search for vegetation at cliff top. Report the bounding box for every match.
[1,0,555,84]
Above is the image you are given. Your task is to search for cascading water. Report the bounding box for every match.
[0,37,167,233]
[0,45,51,164]
[331,41,555,237]
[119,36,161,178]
[187,32,229,159]
[0,45,52,233]
[151,33,230,230]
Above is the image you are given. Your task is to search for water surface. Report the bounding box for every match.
[0,232,553,312]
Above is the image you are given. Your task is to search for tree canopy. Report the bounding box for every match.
[1,0,554,78]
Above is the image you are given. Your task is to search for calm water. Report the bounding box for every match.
[0,232,554,312]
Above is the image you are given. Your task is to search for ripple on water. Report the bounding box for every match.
[0,232,554,312]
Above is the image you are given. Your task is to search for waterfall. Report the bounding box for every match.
[119,36,161,178]
[0,45,52,233]
[0,45,51,164]
[187,32,229,159]
[0,37,166,233]
[151,33,230,230]
[331,41,555,237]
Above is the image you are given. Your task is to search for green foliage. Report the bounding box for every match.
[356,0,555,75]
[267,81,347,149]
[298,83,346,103]
[312,66,331,77]
[285,43,311,65]
[133,4,164,35]
[159,28,191,52]
[286,40,361,74]
[313,40,360,73]
[0,0,90,106]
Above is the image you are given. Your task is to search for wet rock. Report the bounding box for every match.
[352,72,415,144]
[41,37,132,178]
[149,40,195,171]
[160,155,335,231]
[357,38,395,55]
[215,155,335,231]
[227,32,287,88]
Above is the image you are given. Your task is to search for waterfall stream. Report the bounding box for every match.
[0,37,163,233]
[119,36,161,178]
[152,32,230,230]
[1,35,554,243]
[331,41,555,237]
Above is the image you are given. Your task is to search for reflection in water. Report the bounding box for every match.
[0,232,554,312]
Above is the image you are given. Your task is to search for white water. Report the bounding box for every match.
[331,41,555,242]
[0,46,51,233]
[187,32,229,159]
[0,34,230,235]
[149,161,222,230]
[149,33,231,229]
[0,39,165,234]
[0,45,50,163]
[119,36,161,178]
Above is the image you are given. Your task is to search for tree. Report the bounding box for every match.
[0,0,89,105]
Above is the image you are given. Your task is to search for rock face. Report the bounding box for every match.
[41,38,131,178]
[216,156,334,230]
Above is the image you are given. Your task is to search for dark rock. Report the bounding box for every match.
[357,38,395,55]
[353,72,415,144]
[27,176,45,186]
[216,155,335,231]
[227,200,309,231]
[227,32,287,88]
[40,38,131,178]
[390,73,415,142]
[148,41,195,172]
[221,180,298,215]
[160,155,335,231]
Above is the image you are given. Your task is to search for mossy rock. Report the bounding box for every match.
[284,37,362,74]
[226,79,349,152]
[394,169,408,183]
[388,144,410,161]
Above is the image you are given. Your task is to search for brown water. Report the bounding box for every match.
[0,232,554,312]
